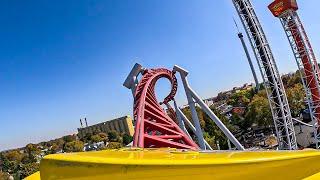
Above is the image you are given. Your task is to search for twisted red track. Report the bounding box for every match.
[133,68,199,150]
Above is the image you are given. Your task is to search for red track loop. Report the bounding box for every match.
[133,68,199,150]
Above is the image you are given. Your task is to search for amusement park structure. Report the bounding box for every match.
[123,63,244,150]
[268,0,320,148]
[24,1,320,179]
[122,0,320,151]
[123,65,199,150]
[234,20,260,92]
[232,0,297,150]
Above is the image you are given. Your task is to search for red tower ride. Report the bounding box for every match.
[269,0,320,147]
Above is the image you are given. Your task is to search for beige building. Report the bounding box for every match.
[77,115,134,138]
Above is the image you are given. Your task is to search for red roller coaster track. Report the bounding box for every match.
[133,68,199,150]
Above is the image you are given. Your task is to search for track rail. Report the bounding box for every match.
[133,68,199,150]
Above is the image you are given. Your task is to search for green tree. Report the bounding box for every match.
[227,89,254,107]
[20,162,39,179]
[181,107,195,137]
[50,143,60,154]
[0,153,12,173]
[26,144,41,155]
[91,134,103,143]
[51,138,65,149]
[3,150,23,162]
[63,135,76,143]
[245,91,273,127]
[287,83,305,117]
[287,71,301,88]
[181,107,205,130]
[205,107,236,149]
[203,132,217,149]
[0,156,18,176]
[106,142,122,149]
[108,131,122,143]
[82,132,93,142]
[0,171,10,180]
[230,112,251,131]
[24,143,41,164]
[182,105,236,150]
[21,154,35,164]
[281,74,290,87]
[64,141,84,152]
[98,132,108,141]
[122,134,133,145]
[25,144,36,152]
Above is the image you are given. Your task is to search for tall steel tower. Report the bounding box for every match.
[269,0,320,148]
[234,19,260,91]
[232,0,297,150]
[238,32,260,92]
[238,25,260,92]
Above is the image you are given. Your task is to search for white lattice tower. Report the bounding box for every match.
[233,0,297,150]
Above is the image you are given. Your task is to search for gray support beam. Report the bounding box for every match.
[227,139,232,150]
[175,106,213,150]
[188,87,245,150]
[292,118,313,127]
[173,105,194,142]
[238,32,260,91]
[173,66,206,150]
[173,99,187,130]
[173,65,244,150]
[123,63,144,95]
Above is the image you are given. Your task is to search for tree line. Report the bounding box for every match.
[181,70,305,149]
[0,131,133,179]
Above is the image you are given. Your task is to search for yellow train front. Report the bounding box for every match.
[26,148,320,180]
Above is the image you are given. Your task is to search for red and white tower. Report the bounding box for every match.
[269,0,320,147]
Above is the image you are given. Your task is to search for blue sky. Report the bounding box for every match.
[1,1,319,151]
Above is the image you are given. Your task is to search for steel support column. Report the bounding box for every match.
[233,0,297,150]
[174,65,245,150]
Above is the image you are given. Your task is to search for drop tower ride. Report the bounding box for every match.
[269,0,320,148]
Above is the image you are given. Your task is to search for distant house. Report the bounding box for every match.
[203,98,216,107]
[232,107,246,116]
